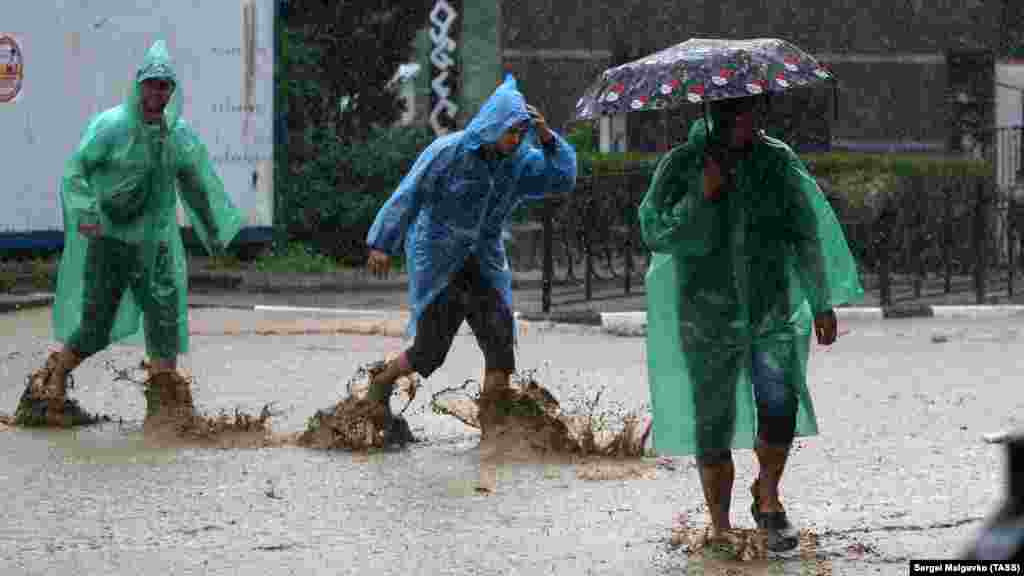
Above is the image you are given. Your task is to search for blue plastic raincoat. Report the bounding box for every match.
[367,75,577,338]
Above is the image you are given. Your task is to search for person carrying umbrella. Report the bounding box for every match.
[361,73,577,446]
[576,38,863,553]
[15,40,243,427]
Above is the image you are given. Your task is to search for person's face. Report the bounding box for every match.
[714,98,758,149]
[494,121,528,156]
[730,109,755,148]
[140,77,174,123]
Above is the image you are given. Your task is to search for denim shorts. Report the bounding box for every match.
[405,256,516,378]
[694,349,799,465]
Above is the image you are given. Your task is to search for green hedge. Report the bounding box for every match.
[279,124,435,265]
[279,120,992,264]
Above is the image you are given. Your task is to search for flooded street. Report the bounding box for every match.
[0,306,1020,574]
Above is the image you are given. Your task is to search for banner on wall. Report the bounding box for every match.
[0,34,24,103]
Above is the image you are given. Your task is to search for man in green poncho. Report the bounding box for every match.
[639,96,863,552]
[14,40,243,427]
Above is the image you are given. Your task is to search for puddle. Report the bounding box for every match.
[670,524,836,573]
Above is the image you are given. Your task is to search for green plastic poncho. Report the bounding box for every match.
[640,113,864,457]
[52,40,243,358]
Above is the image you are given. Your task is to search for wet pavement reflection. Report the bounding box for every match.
[0,307,1019,574]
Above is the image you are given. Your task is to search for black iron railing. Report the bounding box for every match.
[533,130,1024,311]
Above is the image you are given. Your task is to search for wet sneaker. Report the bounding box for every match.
[755,510,800,552]
[382,412,414,448]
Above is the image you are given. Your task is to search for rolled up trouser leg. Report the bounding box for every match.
[138,242,186,362]
[65,237,131,357]
[751,350,798,447]
[691,347,742,465]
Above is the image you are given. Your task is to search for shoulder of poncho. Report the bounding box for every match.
[169,118,199,142]
[436,132,467,156]
[654,141,701,177]
[87,105,130,136]
[417,132,472,176]
[757,134,800,165]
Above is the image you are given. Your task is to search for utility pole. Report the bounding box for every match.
[999,0,1010,57]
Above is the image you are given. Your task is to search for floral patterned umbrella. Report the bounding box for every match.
[574,38,836,120]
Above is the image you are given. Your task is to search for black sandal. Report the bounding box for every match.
[750,478,799,552]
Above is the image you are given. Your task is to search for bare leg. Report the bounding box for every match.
[147,356,177,376]
[478,369,513,491]
[31,346,84,398]
[754,442,790,513]
[481,369,511,396]
[478,369,512,436]
[53,347,84,383]
[698,458,735,539]
[142,355,193,422]
[367,351,414,403]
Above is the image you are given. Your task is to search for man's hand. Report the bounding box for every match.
[78,223,102,238]
[703,155,724,201]
[814,309,838,346]
[526,104,554,145]
[367,249,391,279]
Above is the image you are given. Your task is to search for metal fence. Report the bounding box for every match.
[533,128,1024,312]
[532,173,651,313]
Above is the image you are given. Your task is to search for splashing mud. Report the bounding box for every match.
[432,371,654,480]
[12,351,112,428]
[142,402,292,449]
[134,363,291,449]
[298,357,420,451]
[669,517,832,572]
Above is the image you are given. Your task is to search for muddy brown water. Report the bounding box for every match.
[0,307,1015,574]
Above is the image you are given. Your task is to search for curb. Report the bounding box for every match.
[0,293,54,313]
[187,271,569,294]
[596,306,1024,337]
[3,294,1023,330]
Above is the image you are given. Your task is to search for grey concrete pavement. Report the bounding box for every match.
[0,306,1020,574]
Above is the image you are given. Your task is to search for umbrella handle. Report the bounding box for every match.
[833,80,839,123]
[703,102,711,143]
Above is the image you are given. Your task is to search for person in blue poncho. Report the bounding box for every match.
[361,74,577,444]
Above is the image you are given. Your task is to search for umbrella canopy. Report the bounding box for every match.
[575,37,836,120]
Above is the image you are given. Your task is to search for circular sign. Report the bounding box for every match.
[0,34,24,103]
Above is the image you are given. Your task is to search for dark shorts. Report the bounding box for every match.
[405,256,516,378]
[694,349,799,465]
[67,237,183,359]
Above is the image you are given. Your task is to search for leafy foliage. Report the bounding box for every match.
[280,124,435,265]
[281,1,429,147]
[277,1,430,262]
